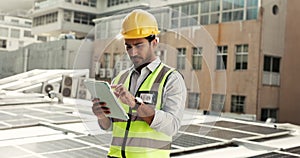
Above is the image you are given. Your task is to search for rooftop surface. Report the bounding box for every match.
[0,70,300,158]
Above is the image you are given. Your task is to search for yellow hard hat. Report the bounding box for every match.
[121,9,160,39]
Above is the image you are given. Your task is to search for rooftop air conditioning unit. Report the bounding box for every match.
[42,82,60,94]
[76,77,91,100]
[61,75,78,98]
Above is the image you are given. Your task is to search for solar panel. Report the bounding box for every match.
[172,133,221,148]
[0,113,15,120]
[76,134,112,146]
[45,116,81,123]
[285,146,300,155]
[4,118,40,127]
[0,146,32,158]
[23,112,81,123]
[206,121,290,135]
[19,139,87,153]
[237,125,288,135]
[0,122,10,129]
[250,152,299,158]
[3,108,45,115]
[43,147,107,158]
[0,98,50,105]
[180,124,256,140]
[33,106,75,113]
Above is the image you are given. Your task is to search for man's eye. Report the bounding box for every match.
[136,44,144,49]
[126,45,132,49]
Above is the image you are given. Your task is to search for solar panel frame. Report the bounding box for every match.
[180,124,257,140]
[4,118,40,127]
[76,134,112,146]
[204,121,290,136]
[0,146,32,158]
[249,152,299,158]
[285,146,300,155]
[0,122,10,129]
[172,133,222,148]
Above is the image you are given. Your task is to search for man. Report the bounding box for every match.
[92,9,187,158]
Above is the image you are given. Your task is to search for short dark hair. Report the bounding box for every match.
[145,35,156,42]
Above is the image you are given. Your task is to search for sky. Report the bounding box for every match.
[0,0,34,12]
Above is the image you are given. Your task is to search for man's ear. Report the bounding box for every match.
[152,38,158,47]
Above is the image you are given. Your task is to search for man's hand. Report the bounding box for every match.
[112,84,135,108]
[92,98,110,119]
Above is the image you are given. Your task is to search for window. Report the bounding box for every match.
[37,36,47,42]
[192,47,202,70]
[263,56,280,73]
[74,12,95,26]
[10,29,20,38]
[0,39,7,48]
[155,50,166,63]
[171,2,199,28]
[11,19,19,24]
[64,10,72,22]
[177,48,186,69]
[261,108,278,122]
[25,21,32,26]
[263,56,281,85]
[235,44,248,70]
[0,27,9,37]
[231,95,246,113]
[33,12,58,26]
[104,53,111,68]
[113,53,121,67]
[216,46,228,70]
[211,94,225,112]
[107,0,132,7]
[24,30,34,38]
[171,0,258,26]
[75,0,97,7]
[188,92,200,109]
[222,0,245,22]
[200,0,220,25]
[246,0,259,20]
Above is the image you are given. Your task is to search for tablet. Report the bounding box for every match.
[83,79,129,120]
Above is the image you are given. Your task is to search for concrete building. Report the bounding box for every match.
[0,39,93,79]
[26,0,300,125]
[0,11,48,51]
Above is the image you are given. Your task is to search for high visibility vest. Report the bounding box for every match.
[108,63,175,158]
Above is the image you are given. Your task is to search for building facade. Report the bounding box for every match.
[0,12,47,51]
[28,0,300,125]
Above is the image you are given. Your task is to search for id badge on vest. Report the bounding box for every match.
[136,91,158,105]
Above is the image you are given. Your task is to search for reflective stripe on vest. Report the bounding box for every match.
[107,63,175,158]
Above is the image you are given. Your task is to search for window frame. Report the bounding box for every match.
[230,95,246,113]
[235,44,248,70]
[216,45,228,70]
[211,94,226,112]
[188,92,200,109]
[192,47,203,70]
[177,48,186,70]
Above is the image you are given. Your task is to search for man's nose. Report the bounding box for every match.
[128,47,139,56]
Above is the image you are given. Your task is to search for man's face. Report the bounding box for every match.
[124,38,157,68]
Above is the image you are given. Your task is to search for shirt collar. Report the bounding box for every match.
[131,58,161,73]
